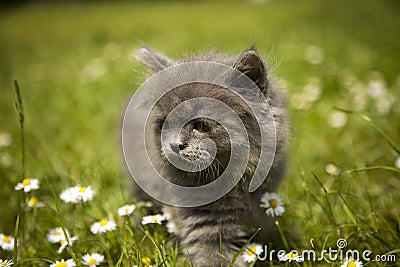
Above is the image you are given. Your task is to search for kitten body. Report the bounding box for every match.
[126,47,288,266]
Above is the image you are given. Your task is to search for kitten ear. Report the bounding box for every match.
[233,47,267,91]
[134,46,175,73]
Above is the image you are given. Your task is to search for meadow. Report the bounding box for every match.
[0,0,399,266]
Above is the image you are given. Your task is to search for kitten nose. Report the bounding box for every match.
[170,141,187,154]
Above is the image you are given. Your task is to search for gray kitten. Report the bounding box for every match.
[129,46,288,266]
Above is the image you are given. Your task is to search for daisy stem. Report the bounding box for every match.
[100,234,114,266]
[16,192,27,257]
[79,202,87,232]
[32,200,37,231]
[119,220,129,265]
[49,183,79,264]
[144,228,166,264]
[13,214,20,264]
[275,220,289,251]
[26,193,34,233]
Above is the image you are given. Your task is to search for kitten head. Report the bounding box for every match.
[138,47,268,186]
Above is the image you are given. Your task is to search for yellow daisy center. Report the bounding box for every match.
[247,246,256,256]
[60,239,67,245]
[56,262,67,267]
[2,236,10,243]
[99,219,108,226]
[22,178,31,186]
[286,252,297,259]
[29,197,38,206]
[269,199,278,208]
[79,187,86,193]
[0,262,6,266]
[347,261,357,267]
[88,258,97,265]
[142,257,151,265]
[55,231,62,236]
[151,217,158,223]
[125,208,130,213]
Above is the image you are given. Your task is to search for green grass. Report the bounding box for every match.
[0,0,399,266]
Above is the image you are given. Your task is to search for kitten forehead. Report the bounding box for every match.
[152,82,253,119]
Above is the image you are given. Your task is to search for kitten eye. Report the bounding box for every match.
[193,121,211,133]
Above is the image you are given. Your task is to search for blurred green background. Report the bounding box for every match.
[0,0,399,263]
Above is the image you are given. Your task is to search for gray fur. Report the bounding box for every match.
[129,47,288,266]
[134,46,175,73]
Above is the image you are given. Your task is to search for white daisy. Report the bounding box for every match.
[60,185,95,203]
[260,192,285,217]
[82,253,104,267]
[278,251,303,262]
[58,236,78,254]
[341,258,363,267]
[28,196,39,208]
[117,204,136,216]
[50,259,76,267]
[75,185,95,202]
[142,214,166,225]
[0,259,13,266]
[325,163,341,176]
[14,178,39,192]
[90,219,116,234]
[47,228,70,243]
[59,187,77,203]
[242,243,263,263]
[0,234,14,251]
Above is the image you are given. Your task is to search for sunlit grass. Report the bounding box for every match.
[0,0,399,266]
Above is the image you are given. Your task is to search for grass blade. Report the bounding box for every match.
[228,228,261,266]
[347,165,400,174]
[14,80,25,179]
[361,114,400,155]
[312,172,337,226]
[335,109,400,155]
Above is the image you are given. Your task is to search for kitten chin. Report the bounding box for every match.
[127,46,288,267]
